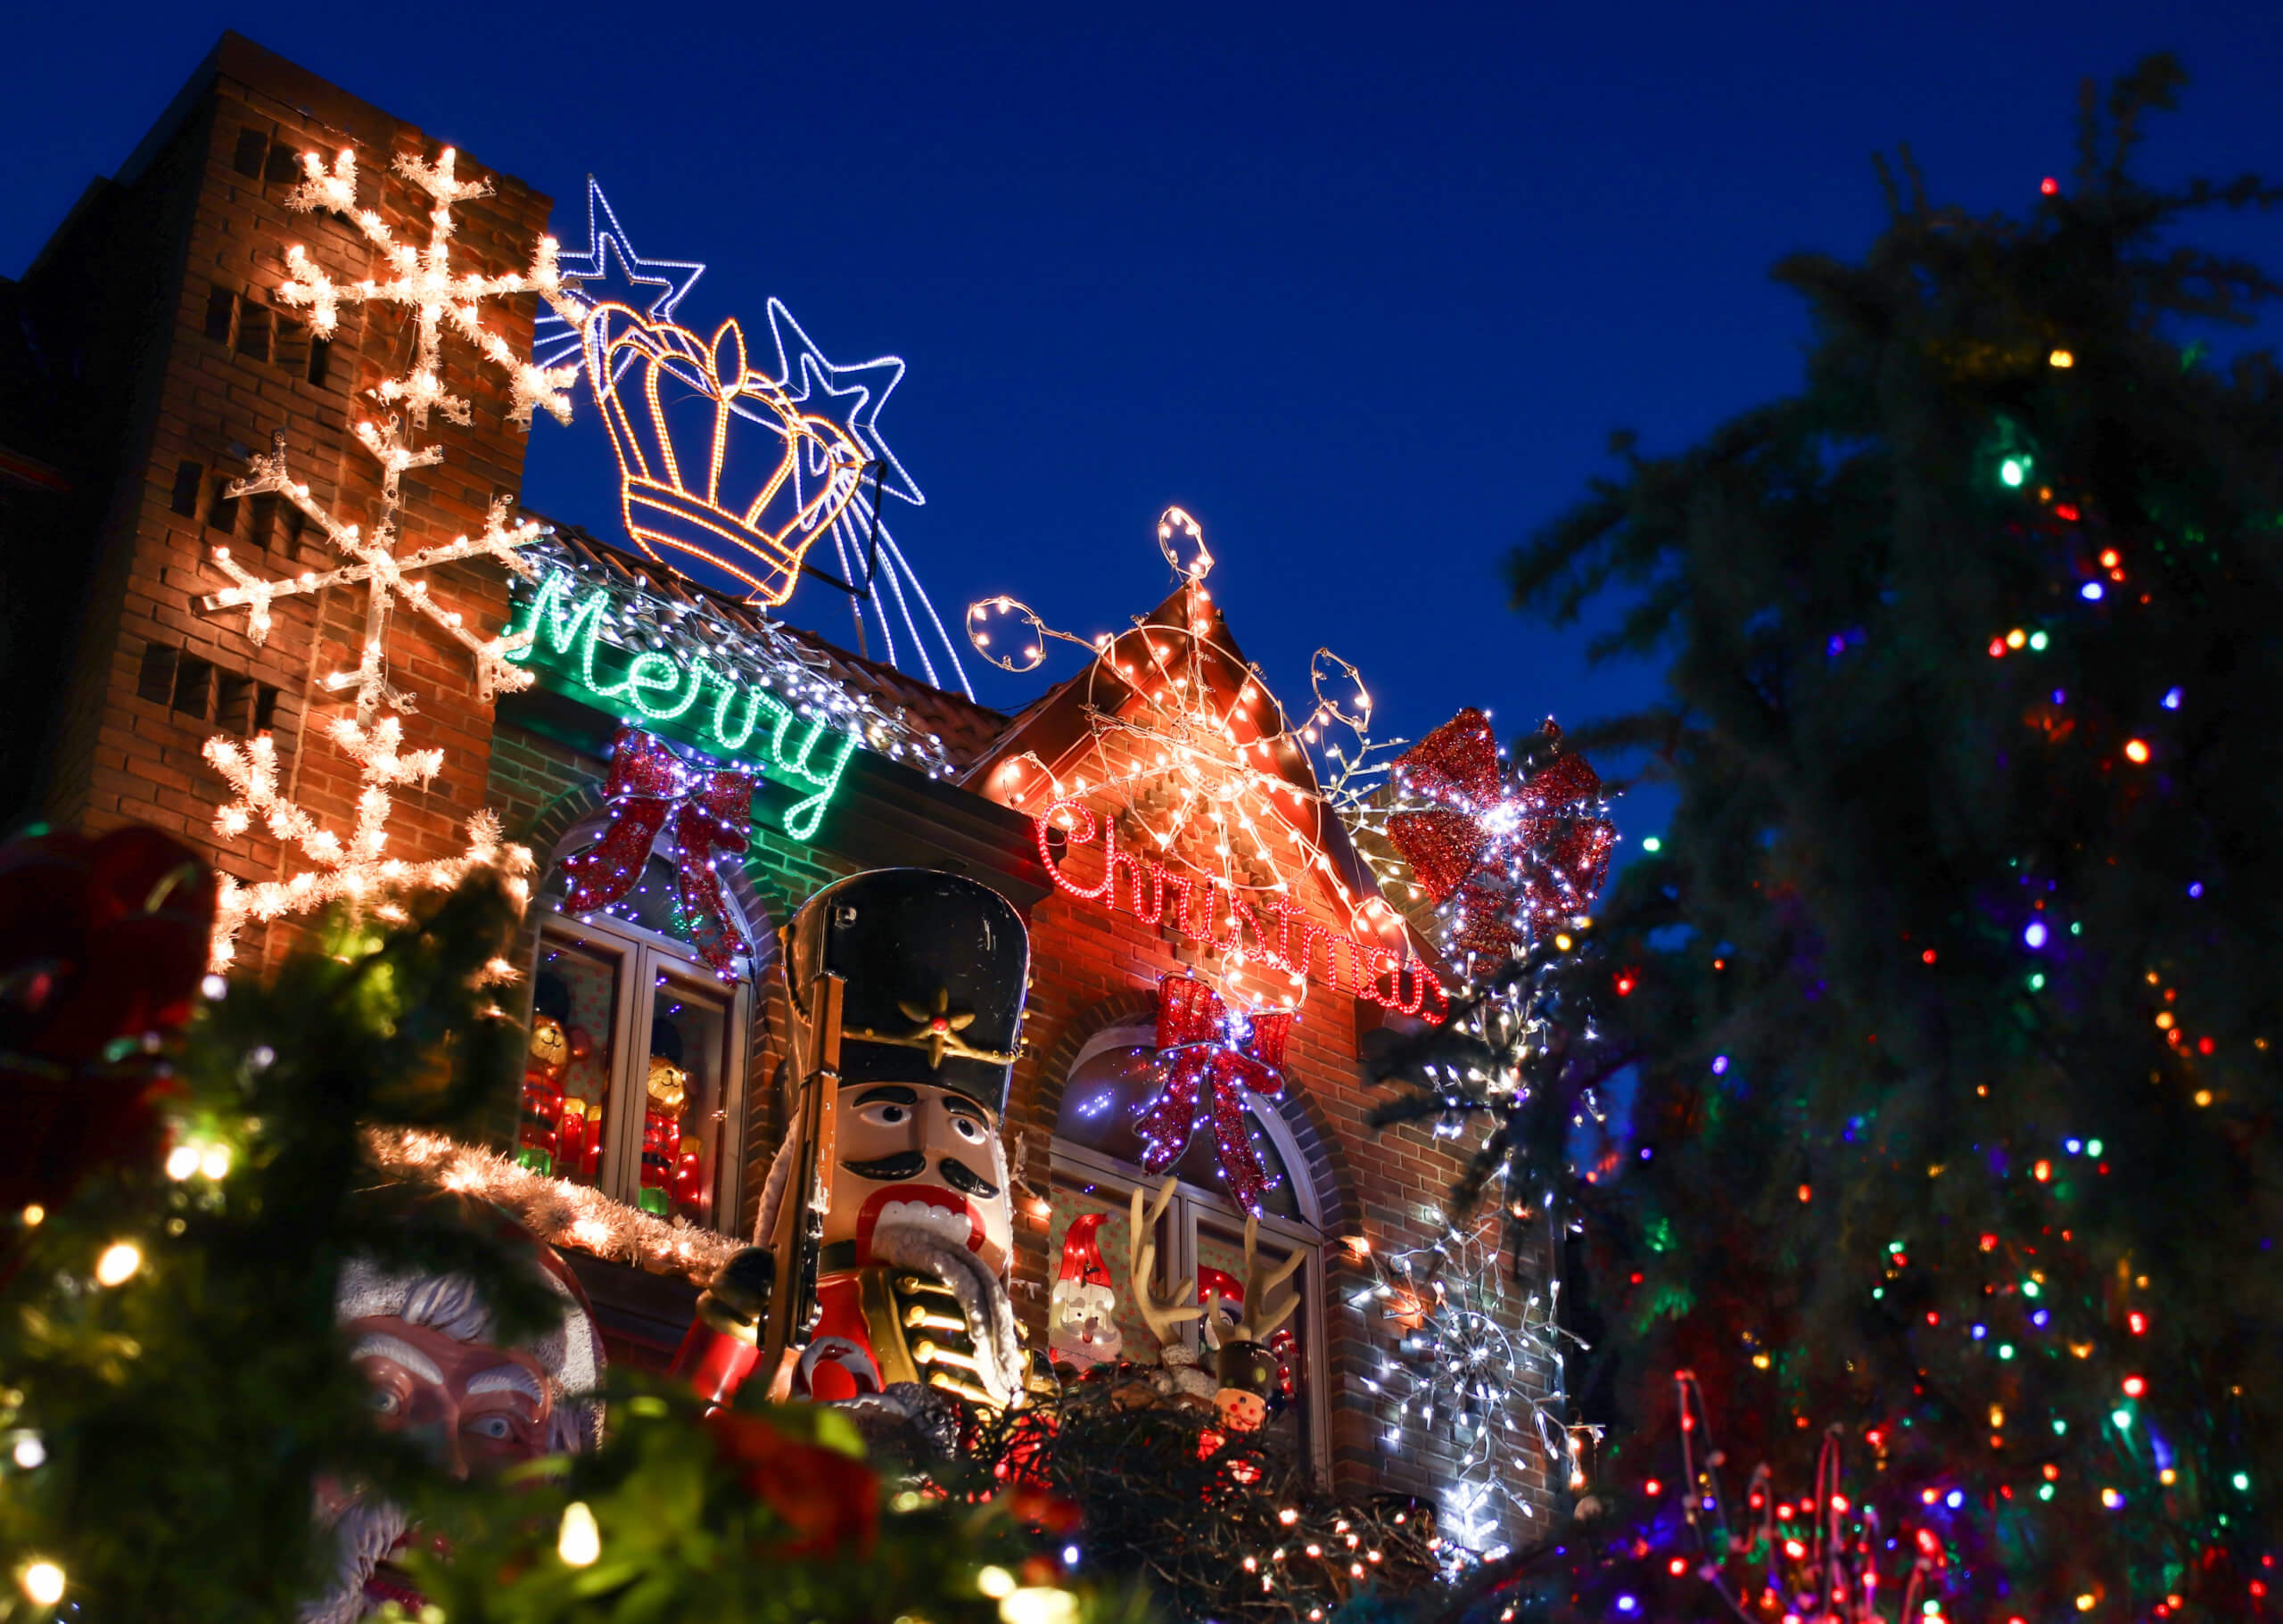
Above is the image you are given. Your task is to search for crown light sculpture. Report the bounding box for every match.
[538,183,974,695]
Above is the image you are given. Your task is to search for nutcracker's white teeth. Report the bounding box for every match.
[877,1198,977,1249]
[854,1183,985,1263]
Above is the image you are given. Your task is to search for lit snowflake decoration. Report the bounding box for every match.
[194,142,566,965]
[1351,1216,1588,1551]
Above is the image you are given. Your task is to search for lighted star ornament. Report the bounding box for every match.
[197,144,562,967]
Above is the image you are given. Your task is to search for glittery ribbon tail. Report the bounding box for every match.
[669,769,754,977]
[1207,1050,1280,1213]
[561,794,672,913]
[1134,1055,1205,1173]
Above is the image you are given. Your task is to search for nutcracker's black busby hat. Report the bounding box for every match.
[783,869,1029,1117]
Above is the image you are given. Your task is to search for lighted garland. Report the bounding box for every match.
[952,1373,1448,1624]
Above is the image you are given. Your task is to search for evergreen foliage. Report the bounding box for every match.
[1378,57,2283,1620]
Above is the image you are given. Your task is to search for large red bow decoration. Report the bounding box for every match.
[1386,709,1614,965]
[563,728,753,977]
[1134,973,1293,1215]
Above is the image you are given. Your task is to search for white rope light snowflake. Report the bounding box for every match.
[196,141,570,966]
[203,717,532,968]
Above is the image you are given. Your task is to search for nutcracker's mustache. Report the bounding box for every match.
[844,1151,927,1182]
[939,1158,999,1199]
[841,1151,999,1199]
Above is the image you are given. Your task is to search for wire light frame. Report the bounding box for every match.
[968,507,1399,1011]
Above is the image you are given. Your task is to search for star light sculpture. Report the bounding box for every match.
[538,181,973,695]
[968,507,1396,1011]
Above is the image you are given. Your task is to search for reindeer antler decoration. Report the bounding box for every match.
[1203,1212,1306,1432]
[1204,1212,1305,1350]
[1128,1176,1204,1347]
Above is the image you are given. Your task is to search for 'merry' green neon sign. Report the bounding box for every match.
[507,573,860,839]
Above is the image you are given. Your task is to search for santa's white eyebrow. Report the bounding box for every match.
[349,1333,444,1385]
[465,1364,546,1403]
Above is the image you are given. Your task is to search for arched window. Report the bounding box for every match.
[1046,1021,1331,1473]
[528,833,757,1233]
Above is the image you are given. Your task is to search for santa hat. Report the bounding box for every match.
[1053,1213,1113,1293]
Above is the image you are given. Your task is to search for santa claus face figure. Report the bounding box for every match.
[826,1081,1012,1276]
[346,1313,558,1478]
[1049,1211,1123,1367]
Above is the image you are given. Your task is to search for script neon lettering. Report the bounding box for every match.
[508,571,863,840]
[1034,801,1446,1024]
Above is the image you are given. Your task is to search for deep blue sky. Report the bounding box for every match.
[8,3,2281,853]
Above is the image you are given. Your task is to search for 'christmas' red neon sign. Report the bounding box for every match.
[1034,802,1446,1024]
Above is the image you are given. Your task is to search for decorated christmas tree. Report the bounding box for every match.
[1374,56,2283,1621]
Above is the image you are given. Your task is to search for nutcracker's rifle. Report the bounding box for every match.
[759,961,843,1400]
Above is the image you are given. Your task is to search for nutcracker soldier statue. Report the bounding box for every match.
[673,869,1033,1418]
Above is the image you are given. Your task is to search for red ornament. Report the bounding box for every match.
[562,728,754,977]
[0,824,214,1209]
[1387,708,1614,964]
[704,1409,881,1557]
[1134,973,1292,1214]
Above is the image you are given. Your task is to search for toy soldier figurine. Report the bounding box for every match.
[672,869,1031,1417]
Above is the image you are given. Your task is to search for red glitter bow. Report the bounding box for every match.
[1386,709,1614,964]
[1134,973,1293,1214]
[562,728,754,977]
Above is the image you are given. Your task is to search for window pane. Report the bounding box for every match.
[641,971,732,1225]
[1055,1040,1302,1219]
[528,935,621,1188]
[1195,1215,1310,1455]
[1044,1179,1165,1371]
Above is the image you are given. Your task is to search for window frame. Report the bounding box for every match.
[533,862,755,1232]
[1050,1022,1332,1480]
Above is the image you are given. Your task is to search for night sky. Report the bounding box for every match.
[8,3,2280,853]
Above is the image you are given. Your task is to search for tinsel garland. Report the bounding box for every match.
[367,1127,739,1284]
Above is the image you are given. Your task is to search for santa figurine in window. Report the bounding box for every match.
[639,1022,688,1216]
[672,870,1034,1424]
[1049,1212,1123,1369]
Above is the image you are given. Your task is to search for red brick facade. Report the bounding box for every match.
[5,33,1562,1537]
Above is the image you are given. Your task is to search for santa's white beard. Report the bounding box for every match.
[1051,1282,1121,1356]
[299,1494,408,1624]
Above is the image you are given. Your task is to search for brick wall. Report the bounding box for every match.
[34,37,553,975]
